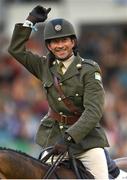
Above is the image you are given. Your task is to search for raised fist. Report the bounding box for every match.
[27,5,51,24]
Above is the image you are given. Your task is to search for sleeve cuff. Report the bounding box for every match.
[23,20,37,32]
[23,20,34,28]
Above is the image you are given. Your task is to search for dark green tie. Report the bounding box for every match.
[57,62,64,75]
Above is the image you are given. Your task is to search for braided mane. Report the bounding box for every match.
[0,146,40,162]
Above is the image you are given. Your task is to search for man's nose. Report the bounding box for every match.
[57,41,64,48]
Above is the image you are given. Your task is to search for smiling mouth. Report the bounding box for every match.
[56,51,66,56]
[55,48,66,52]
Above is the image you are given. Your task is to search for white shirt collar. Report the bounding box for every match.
[57,55,74,69]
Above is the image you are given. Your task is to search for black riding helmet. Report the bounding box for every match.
[44,18,76,40]
[44,18,78,59]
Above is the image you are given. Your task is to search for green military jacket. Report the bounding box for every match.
[8,24,109,154]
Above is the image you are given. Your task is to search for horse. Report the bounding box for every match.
[0,147,80,179]
[0,147,127,179]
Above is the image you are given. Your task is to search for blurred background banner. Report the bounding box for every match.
[0,0,127,158]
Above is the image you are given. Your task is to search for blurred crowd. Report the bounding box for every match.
[0,23,127,158]
[0,31,49,156]
[79,24,127,158]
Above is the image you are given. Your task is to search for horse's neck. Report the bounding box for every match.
[0,148,46,179]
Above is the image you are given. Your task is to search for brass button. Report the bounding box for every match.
[59,125,63,129]
[76,64,82,69]
[58,97,62,101]
[67,136,72,141]
[53,61,56,65]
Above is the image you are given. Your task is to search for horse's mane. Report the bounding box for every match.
[0,146,41,163]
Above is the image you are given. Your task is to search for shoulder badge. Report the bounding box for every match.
[95,72,102,81]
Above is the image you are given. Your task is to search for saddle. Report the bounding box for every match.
[38,148,94,179]
[60,158,94,179]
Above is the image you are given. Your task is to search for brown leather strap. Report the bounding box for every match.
[48,108,80,125]
[53,76,81,116]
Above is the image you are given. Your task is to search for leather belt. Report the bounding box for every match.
[48,108,81,125]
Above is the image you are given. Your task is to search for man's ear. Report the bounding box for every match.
[47,43,51,51]
[72,39,76,48]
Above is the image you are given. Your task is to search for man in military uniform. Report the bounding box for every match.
[8,5,118,179]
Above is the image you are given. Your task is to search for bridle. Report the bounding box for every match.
[40,147,67,179]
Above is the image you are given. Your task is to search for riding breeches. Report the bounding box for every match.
[76,147,109,179]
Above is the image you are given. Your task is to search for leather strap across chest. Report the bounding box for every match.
[53,75,81,116]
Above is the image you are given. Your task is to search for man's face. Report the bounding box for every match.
[47,37,75,61]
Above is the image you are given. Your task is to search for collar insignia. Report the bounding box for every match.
[53,61,56,65]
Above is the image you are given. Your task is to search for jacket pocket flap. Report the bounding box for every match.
[43,81,53,88]
[41,118,54,128]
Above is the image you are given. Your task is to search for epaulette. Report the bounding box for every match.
[81,58,98,67]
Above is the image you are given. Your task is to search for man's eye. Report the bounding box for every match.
[62,38,68,42]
